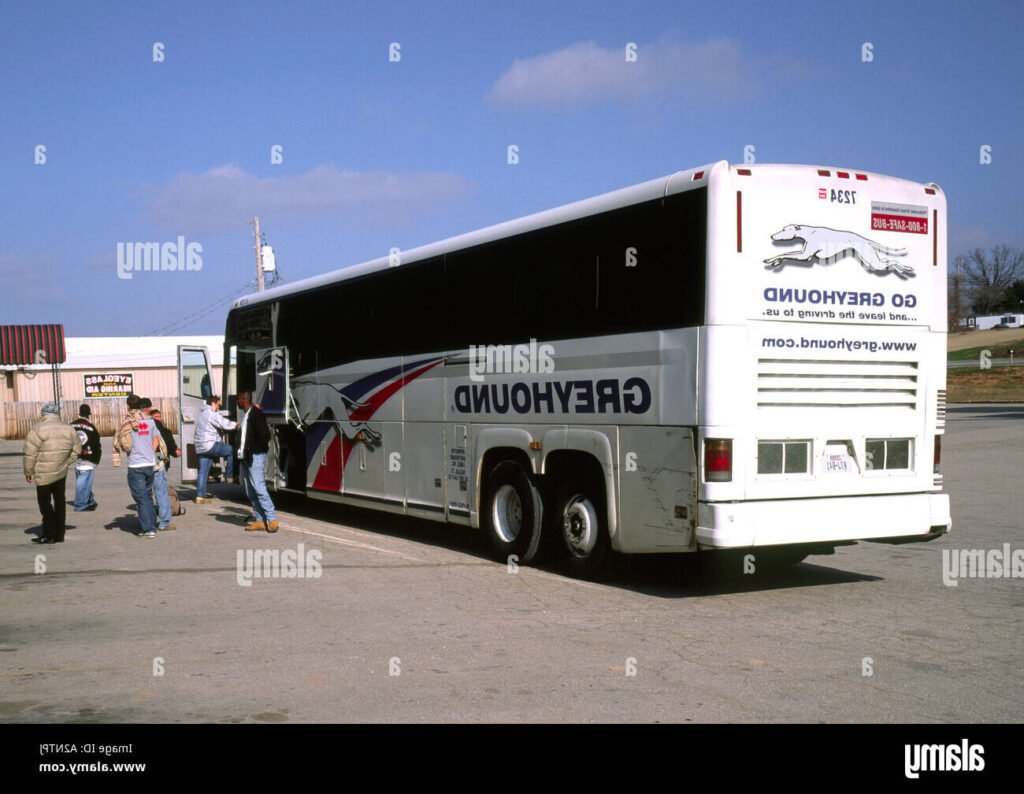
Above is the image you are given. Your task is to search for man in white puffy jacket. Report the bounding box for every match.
[23,403,81,544]
[194,395,236,503]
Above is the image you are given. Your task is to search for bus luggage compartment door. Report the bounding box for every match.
[616,426,696,552]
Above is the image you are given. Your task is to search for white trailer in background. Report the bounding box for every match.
[960,313,1024,330]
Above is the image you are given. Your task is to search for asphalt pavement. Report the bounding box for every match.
[1,404,1021,722]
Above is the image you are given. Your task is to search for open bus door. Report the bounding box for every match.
[252,346,292,491]
[177,345,215,483]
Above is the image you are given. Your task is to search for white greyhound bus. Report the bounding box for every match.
[183,161,951,577]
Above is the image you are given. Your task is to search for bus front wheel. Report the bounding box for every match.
[552,479,610,580]
[482,461,543,565]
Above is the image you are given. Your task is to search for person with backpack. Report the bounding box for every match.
[113,394,161,538]
[139,398,173,531]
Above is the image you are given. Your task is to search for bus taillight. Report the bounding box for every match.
[933,436,942,474]
[705,439,733,482]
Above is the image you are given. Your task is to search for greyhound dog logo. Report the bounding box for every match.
[290,380,383,445]
[256,348,283,376]
[764,225,915,279]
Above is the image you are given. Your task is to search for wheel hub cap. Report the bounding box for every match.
[562,495,597,556]
[493,484,523,543]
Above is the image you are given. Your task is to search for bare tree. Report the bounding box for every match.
[961,245,1024,315]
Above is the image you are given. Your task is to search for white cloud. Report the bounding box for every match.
[141,164,473,234]
[488,39,818,109]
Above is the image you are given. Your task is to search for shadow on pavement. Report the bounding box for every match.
[103,515,145,534]
[188,486,883,598]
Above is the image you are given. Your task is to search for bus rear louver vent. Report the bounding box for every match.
[936,389,947,428]
[757,359,919,409]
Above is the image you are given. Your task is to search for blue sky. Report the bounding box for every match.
[1,0,1021,335]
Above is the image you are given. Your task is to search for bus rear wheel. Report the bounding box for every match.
[482,461,543,565]
[552,479,610,580]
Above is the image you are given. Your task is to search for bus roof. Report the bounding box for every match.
[232,161,723,310]
[231,161,941,311]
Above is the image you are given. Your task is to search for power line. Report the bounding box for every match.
[145,221,286,336]
[147,279,258,336]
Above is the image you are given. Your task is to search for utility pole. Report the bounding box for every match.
[252,216,264,293]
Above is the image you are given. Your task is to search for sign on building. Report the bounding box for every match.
[84,373,134,398]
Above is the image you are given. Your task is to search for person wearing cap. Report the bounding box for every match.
[23,403,81,544]
[70,404,102,512]
[140,398,174,531]
[114,394,161,538]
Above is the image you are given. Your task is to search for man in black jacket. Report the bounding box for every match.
[70,404,101,512]
[236,391,278,533]
[149,409,180,459]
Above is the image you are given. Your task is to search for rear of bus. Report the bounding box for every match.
[696,162,951,552]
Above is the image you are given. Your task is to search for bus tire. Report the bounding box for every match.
[552,478,610,580]
[482,461,543,565]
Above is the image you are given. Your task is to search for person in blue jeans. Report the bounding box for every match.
[236,391,278,533]
[127,465,157,536]
[115,395,160,537]
[140,399,174,530]
[194,395,237,503]
[151,408,184,521]
[70,404,101,511]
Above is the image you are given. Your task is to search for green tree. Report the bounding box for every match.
[999,279,1024,313]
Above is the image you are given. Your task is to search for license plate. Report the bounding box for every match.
[823,445,854,473]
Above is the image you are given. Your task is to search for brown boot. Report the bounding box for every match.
[266,520,280,533]
[244,521,266,532]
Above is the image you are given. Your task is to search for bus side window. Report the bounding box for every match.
[597,191,707,331]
